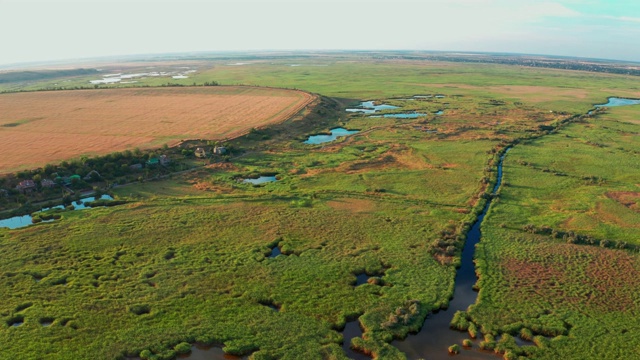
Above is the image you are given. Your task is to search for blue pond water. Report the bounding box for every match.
[243,176,277,185]
[595,97,640,107]
[0,195,114,229]
[371,112,428,119]
[355,273,371,286]
[346,101,399,114]
[304,128,359,144]
[269,246,282,258]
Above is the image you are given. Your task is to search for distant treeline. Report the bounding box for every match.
[0,68,99,84]
[373,53,640,77]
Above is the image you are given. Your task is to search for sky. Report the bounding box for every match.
[1,0,639,67]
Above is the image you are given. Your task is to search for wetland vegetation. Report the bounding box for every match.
[0,53,639,360]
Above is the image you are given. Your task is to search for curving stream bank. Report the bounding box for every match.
[393,149,511,360]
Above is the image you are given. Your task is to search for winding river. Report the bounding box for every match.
[392,149,510,360]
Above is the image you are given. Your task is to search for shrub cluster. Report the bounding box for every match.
[522,224,636,251]
[381,300,421,329]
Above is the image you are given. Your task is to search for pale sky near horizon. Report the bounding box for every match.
[1,0,639,67]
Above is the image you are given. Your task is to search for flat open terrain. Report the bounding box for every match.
[0,86,313,173]
[1,55,639,360]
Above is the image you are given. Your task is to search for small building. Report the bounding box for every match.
[41,179,56,188]
[147,158,160,166]
[62,175,82,186]
[16,180,36,194]
[213,146,227,155]
[129,163,143,171]
[159,155,171,166]
[195,147,207,158]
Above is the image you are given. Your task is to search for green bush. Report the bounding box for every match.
[174,342,191,355]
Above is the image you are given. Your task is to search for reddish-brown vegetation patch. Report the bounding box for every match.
[606,191,640,212]
[502,243,640,312]
[0,86,313,173]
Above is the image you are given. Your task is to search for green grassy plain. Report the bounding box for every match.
[463,106,640,359]
[1,56,639,359]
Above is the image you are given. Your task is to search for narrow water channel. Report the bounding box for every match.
[392,149,510,360]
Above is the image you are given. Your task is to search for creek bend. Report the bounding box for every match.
[392,149,510,360]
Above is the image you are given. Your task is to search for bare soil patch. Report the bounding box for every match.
[0,86,313,173]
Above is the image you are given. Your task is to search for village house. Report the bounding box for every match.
[159,155,171,166]
[146,158,160,166]
[213,146,227,155]
[129,163,143,171]
[195,147,207,158]
[41,179,56,188]
[16,180,36,194]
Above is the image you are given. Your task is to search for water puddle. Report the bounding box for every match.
[259,301,281,312]
[242,176,277,185]
[304,128,359,144]
[8,316,24,327]
[90,68,195,84]
[370,112,427,119]
[595,97,640,107]
[268,246,282,258]
[346,101,399,114]
[355,273,371,286]
[392,149,510,359]
[0,195,114,229]
[40,318,54,327]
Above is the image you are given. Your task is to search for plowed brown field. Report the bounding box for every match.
[0,86,313,173]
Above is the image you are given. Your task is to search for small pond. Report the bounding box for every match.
[0,195,114,230]
[179,344,246,360]
[595,97,640,107]
[370,112,428,119]
[268,246,282,258]
[242,176,277,185]
[304,128,359,145]
[355,273,371,286]
[346,101,399,114]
